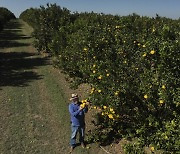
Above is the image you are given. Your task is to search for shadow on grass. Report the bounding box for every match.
[0,51,49,87]
[0,40,30,48]
[0,20,49,88]
[0,20,31,48]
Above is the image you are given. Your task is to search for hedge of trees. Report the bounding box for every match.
[20,4,180,153]
[19,4,71,52]
[0,7,16,31]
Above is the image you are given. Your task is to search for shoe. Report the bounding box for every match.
[81,142,86,148]
[70,146,74,153]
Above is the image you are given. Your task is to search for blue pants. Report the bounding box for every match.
[70,125,85,147]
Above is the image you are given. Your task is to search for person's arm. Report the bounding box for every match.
[69,104,81,117]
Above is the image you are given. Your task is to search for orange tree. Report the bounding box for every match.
[20,3,71,52]
[20,6,180,152]
[50,13,180,152]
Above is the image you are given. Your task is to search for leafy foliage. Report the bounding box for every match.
[20,3,71,52]
[20,4,180,153]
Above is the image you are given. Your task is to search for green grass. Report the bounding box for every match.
[0,19,70,153]
[0,19,105,154]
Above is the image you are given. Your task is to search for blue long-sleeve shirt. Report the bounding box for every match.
[69,101,88,126]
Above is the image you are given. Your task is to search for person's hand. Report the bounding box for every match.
[80,103,85,110]
[79,106,83,110]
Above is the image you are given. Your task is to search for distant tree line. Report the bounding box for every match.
[0,7,16,31]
